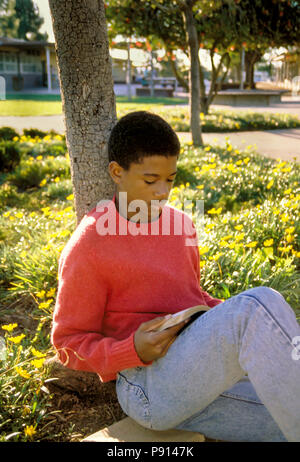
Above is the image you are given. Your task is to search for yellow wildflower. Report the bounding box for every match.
[245,241,257,248]
[36,155,43,161]
[198,246,210,255]
[1,323,18,332]
[3,211,11,217]
[284,188,292,195]
[263,239,274,247]
[8,334,25,344]
[244,157,250,165]
[194,166,200,172]
[196,184,204,190]
[235,233,245,242]
[54,177,60,183]
[234,225,243,231]
[36,290,46,299]
[46,287,56,298]
[266,180,274,190]
[39,179,47,187]
[31,358,45,369]
[24,425,36,439]
[200,112,205,120]
[204,146,211,151]
[66,194,74,201]
[38,299,53,310]
[31,347,46,358]
[280,213,289,223]
[15,366,30,379]
[207,207,222,215]
[285,227,295,234]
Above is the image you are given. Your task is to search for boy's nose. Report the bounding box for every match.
[153,186,170,200]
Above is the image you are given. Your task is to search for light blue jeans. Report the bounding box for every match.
[116,287,300,442]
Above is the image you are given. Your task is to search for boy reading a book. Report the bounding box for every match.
[52,111,300,441]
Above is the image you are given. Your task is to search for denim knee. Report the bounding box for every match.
[240,286,284,305]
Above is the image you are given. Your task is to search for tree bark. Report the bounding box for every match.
[166,47,189,92]
[244,50,262,89]
[49,0,117,225]
[182,2,203,146]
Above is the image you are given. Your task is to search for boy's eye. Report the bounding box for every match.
[144,179,174,185]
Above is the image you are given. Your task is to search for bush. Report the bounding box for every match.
[0,141,21,173]
[0,126,19,141]
[23,128,49,139]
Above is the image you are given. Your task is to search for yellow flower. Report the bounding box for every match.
[207,207,222,215]
[31,358,45,369]
[235,123,240,129]
[245,241,257,248]
[15,212,23,219]
[234,225,243,231]
[200,112,205,120]
[36,155,43,161]
[222,234,233,241]
[285,227,295,234]
[196,184,204,190]
[2,323,18,332]
[227,145,233,152]
[38,299,53,310]
[286,234,294,243]
[66,194,74,201]
[266,180,274,190]
[8,334,25,344]
[36,290,46,299]
[204,146,211,151]
[24,425,36,439]
[205,223,215,230]
[194,166,200,172]
[244,157,250,165]
[185,182,190,187]
[3,211,11,217]
[198,245,210,255]
[263,239,274,247]
[39,179,47,187]
[46,287,56,298]
[235,233,245,242]
[31,347,46,358]
[280,213,289,223]
[235,160,243,166]
[15,366,30,379]
[54,177,60,183]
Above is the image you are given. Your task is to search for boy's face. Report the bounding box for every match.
[109,154,178,222]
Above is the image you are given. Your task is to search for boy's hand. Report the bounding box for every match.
[134,316,188,363]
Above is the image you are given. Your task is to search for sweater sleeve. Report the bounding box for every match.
[51,237,152,382]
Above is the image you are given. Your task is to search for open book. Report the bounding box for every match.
[146,305,210,333]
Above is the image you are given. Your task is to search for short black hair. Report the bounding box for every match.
[108,111,180,171]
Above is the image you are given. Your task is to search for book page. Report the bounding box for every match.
[147,305,209,332]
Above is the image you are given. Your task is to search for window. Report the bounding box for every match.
[0,52,18,73]
[21,51,42,73]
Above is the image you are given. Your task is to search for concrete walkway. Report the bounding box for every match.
[1,113,299,163]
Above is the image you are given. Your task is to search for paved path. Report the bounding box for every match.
[1,93,299,163]
[177,129,300,163]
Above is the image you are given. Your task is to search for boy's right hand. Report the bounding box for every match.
[134,316,188,363]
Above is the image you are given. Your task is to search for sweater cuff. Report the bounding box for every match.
[109,331,153,373]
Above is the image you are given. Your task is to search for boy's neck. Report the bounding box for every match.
[114,192,162,224]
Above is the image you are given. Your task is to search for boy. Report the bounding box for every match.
[52,111,300,441]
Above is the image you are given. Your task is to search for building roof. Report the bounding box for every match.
[0,37,55,49]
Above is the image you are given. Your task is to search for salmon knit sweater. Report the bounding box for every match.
[51,194,222,382]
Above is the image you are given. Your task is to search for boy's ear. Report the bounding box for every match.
[108,161,124,184]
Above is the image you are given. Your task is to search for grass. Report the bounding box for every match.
[0,129,299,441]
[1,97,299,134]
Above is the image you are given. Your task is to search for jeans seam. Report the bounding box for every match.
[118,372,149,402]
[220,392,263,405]
[239,293,294,344]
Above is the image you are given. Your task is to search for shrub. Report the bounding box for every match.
[0,126,19,141]
[0,141,21,173]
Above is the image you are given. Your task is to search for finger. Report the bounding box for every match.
[154,319,188,340]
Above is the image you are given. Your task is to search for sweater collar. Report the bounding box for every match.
[111,193,165,234]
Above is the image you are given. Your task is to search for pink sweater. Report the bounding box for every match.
[51,194,222,382]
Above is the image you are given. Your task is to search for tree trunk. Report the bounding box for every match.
[49,0,116,225]
[167,48,189,92]
[244,50,262,89]
[182,2,203,146]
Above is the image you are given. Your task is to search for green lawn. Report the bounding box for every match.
[0,94,188,117]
